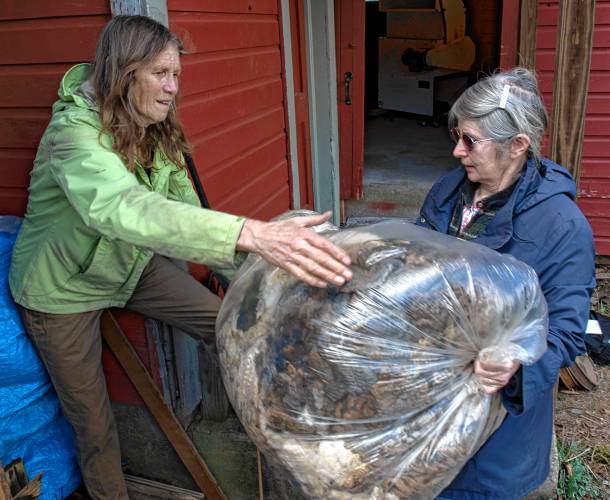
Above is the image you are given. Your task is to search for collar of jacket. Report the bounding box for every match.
[421,157,549,250]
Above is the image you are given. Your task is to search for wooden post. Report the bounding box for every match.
[101,311,227,500]
[549,0,596,185]
[518,0,538,69]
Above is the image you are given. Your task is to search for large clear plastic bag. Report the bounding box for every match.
[216,214,548,499]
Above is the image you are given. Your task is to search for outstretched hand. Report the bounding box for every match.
[474,358,521,395]
[236,211,352,288]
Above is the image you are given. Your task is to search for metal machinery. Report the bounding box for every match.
[378,0,475,122]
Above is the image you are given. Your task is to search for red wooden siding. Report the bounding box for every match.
[168,0,292,219]
[0,1,110,216]
[535,0,610,255]
[0,2,163,406]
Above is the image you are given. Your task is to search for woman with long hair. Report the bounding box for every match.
[9,15,352,499]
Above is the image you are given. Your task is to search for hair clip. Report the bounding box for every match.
[499,84,510,109]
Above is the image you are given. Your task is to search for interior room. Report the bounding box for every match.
[345,0,502,224]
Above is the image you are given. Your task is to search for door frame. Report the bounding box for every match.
[303,0,341,224]
[280,0,302,208]
[280,0,341,223]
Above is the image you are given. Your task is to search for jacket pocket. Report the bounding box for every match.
[75,236,113,283]
[79,236,108,274]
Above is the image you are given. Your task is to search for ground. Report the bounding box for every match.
[555,363,610,496]
[552,269,610,496]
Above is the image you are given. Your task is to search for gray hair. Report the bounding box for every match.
[448,67,548,158]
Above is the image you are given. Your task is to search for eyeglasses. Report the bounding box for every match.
[450,127,494,151]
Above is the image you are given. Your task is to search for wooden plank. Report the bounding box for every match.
[0,188,27,216]
[588,72,610,92]
[596,2,610,23]
[0,0,109,20]
[215,182,290,220]
[100,311,227,500]
[180,48,281,96]
[499,0,519,68]
[578,197,610,216]
[592,24,610,47]
[0,109,50,149]
[536,25,557,50]
[125,474,204,499]
[578,178,610,197]
[549,0,595,185]
[200,134,287,202]
[0,150,32,187]
[179,77,283,136]
[518,0,538,69]
[537,2,560,26]
[590,47,610,70]
[214,160,288,210]
[582,115,610,134]
[0,16,107,65]
[168,0,277,15]
[171,12,279,54]
[586,94,610,114]
[0,64,71,108]
[583,136,610,156]
[191,106,285,169]
[336,0,365,201]
[536,49,557,70]
[582,157,610,177]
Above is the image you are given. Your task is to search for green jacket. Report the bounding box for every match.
[9,64,246,314]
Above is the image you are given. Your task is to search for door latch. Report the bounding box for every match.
[344,71,353,106]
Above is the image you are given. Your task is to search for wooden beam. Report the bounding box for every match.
[124,474,204,499]
[518,0,538,69]
[110,0,168,27]
[549,0,595,185]
[101,311,227,500]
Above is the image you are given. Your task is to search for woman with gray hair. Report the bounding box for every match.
[418,67,595,498]
[9,15,351,499]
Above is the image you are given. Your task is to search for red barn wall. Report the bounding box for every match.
[0,1,111,216]
[0,0,295,402]
[168,0,292,219]
[536,0,610,255]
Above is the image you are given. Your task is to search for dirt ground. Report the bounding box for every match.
[555,363,610,495]
[553,269,610,495]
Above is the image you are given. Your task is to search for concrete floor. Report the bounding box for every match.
[344,111,458,224]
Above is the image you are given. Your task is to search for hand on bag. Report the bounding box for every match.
[237,211,352,288]
[474,358,521,395]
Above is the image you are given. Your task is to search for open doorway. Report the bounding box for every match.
[343,0,502,224]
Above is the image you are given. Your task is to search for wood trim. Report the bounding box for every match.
[124,474,204,499]
[110,0,168,26]
[101,311,227,500]
[518,0,538,69]
[278,0,302,209]
[549,0,595,185]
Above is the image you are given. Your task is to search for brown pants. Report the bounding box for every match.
[18,255,221,500]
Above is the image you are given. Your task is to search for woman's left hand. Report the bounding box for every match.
[474,358,521,395]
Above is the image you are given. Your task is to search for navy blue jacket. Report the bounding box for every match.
[417,157,595,499]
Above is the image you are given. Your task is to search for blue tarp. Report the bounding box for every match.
[0,216,81,498]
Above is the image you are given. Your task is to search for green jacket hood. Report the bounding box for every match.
[57,63,97,110]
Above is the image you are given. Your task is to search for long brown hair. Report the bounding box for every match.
[91,16,190,171]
